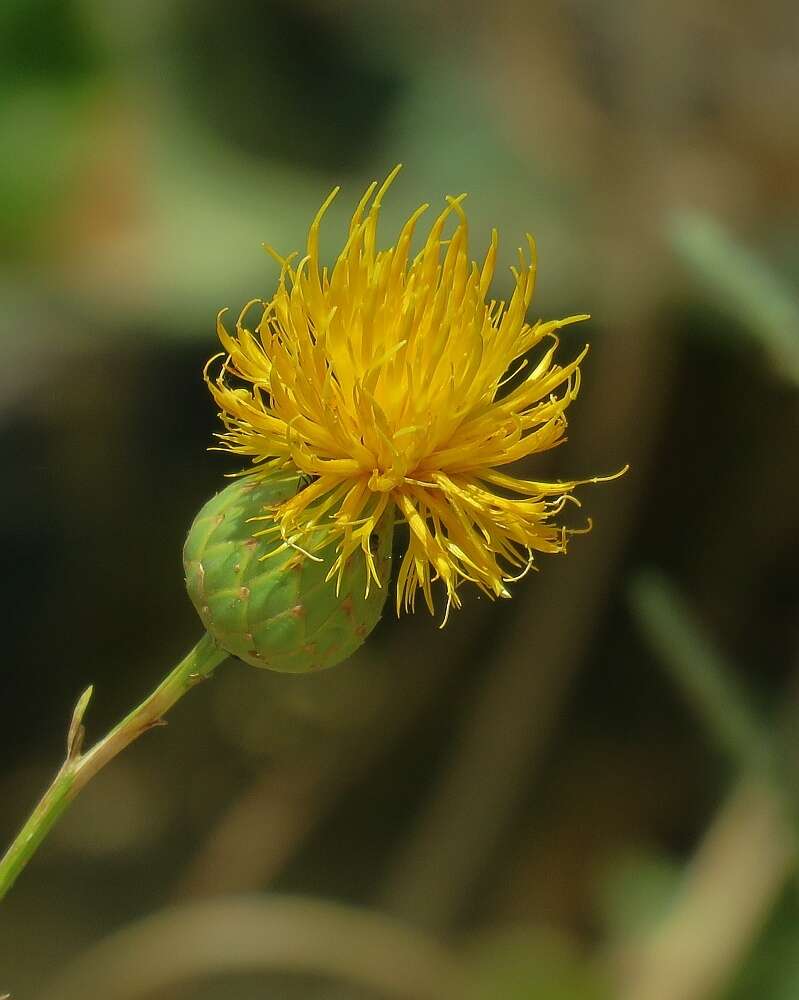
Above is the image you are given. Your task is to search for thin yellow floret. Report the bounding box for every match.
[207,167,622,620]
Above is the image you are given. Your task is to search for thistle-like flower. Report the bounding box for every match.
[207,168,620,622]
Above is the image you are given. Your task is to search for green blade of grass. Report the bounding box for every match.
[629,569,773,775]
[668,212,799,386]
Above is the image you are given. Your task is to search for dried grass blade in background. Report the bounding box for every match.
[38,895,469,1000]
[623,569,798,1000]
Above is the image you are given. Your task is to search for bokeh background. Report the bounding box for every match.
[2,1,798,997]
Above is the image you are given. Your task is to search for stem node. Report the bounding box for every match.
[0,634,226,901]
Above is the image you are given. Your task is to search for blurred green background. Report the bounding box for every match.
[1,1,798,997]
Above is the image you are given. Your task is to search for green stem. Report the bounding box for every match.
[0,633,227,901]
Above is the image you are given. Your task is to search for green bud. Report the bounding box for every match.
[183,475,393,672]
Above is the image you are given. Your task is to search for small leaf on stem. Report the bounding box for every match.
[67,686,94,759]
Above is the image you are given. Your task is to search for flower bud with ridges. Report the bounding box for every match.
[183,475,393,672]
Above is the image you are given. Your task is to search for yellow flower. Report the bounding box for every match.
[206,167,623,621]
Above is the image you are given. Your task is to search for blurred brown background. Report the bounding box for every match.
[1,1,798,997]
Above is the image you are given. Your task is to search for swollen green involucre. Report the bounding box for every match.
[183,475,393,672]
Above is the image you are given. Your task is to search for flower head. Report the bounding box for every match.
[207,167,621,621]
